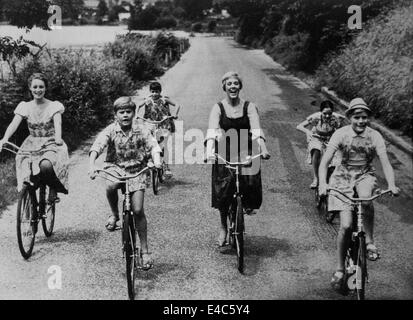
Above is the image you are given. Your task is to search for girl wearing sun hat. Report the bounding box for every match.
[318,97,400,294]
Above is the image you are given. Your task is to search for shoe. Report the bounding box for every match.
[164,169,172,178]
[105,215,119,232]
[141,252,153,270]
[330,270,345,294]
[244,208,257,215]
[217,230,228,247]
[366,243,381,261]
[310,179,318,189]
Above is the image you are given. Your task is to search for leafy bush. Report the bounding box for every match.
[207,20,217,33]
[154,16,178,29]
[103,34,162,82]
[192,22,203,32]
[265,33,311,71]
[315,3,413,136]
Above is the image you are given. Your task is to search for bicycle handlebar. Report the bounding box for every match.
[2,141,58,155]
[328,187,392,202]
[136,115,178,125]
[204,153,267,166]
[96,166,151,182]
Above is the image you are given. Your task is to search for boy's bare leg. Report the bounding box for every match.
[106,182,120,218]
[131,190,153,268]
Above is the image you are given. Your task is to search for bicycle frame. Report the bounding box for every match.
[328,187,391,298]
[96,165,152,299]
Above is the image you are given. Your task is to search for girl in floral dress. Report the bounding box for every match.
[0,73,69,200]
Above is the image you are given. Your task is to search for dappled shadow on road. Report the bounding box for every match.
[36,228,101,246]
[219,236,292,276]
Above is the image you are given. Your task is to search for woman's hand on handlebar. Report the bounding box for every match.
[389,185,400,196]
[318,183,328,197]
[0,139,5,152]
[88,165,98,180]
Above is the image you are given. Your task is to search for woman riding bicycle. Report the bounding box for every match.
[296,100,346,189]
[0,72,69,200]
[205,71,270,247]
[318,97,400,293]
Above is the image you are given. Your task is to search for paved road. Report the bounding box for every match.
[1,36,412,300]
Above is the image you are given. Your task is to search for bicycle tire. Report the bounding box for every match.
[152,169,159,195]
[235,196,244,273]
[356,235,367,300]
[123,212,137,300]
[41,186,55,237]
[16,185,36,259]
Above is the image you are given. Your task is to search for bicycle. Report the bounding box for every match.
[328,187,392,300]
[136,107,179,195]
[95,164,152,300]
[1,141,58,259]
[206,152,267,274]
[311,133,336,223]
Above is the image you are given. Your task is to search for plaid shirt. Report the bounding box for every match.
[90,119,161,173]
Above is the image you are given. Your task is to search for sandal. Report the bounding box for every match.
[105,215,119,232]
[367,243,381,261]
[141,252,153,270]
[244,208,257,215]
[330,270,345,294]
[310,179,318,189]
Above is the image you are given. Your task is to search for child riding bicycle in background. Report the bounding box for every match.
[88,96,162,269]
[137,81,180,178]
[318,98,400,294]
[296,100,346,189]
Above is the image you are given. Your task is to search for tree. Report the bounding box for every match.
[53,0,85,21]
[97,0,109,19]
[3,0,50,30]
[174,0,212,19]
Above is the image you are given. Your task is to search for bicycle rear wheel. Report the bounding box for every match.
[16,185,36,259]
[41,186,55,237]
[235,196,244,274]
[152,169,159,195]
[123,212,137,300]
[356,235,367,300]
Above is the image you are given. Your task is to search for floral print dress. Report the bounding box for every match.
[14,101,69,193]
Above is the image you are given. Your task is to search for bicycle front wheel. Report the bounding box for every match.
[123,212,137,300]
[356,235,367,300]
[16,185,36,259]
[235,196,244,274]
[41,186,55,237]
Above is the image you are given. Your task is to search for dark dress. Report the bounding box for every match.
[211,101,262,211]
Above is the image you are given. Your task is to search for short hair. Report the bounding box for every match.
[28,72,48,89]
[221,71,243,91]
[320,100,334,112]
[113,96,136,112]
[149,81,162,92]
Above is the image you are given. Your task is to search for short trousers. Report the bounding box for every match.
[328,164,378,211]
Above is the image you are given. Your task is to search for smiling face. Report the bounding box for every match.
[224,76,241,100]
[115,108,135,129]
[350,110,369,134]
[150,89,161,100]
[30,79,46,100]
